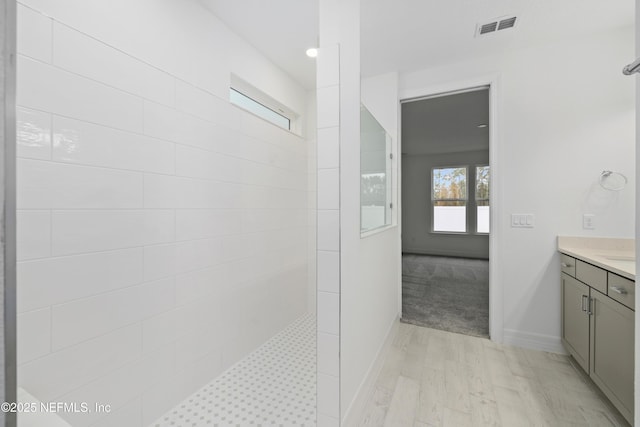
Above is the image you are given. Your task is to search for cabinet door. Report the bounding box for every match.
[590,290,634,424]
[561,273,590,372]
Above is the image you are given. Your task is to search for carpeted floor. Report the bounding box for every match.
[401,254,489,338]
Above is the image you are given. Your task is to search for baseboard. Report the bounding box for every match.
[402,247,489,260]
[341,316,399,427]
[502,329,567,354]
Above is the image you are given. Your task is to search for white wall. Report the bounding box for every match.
[403,150,490,259]
[15,1,311,426]
[401,25,635,350]
[344,56,401,422]
[317,2,401,424]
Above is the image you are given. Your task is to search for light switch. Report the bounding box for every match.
[511,214,534,228]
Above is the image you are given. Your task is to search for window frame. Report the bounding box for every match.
[229,74,300,134]
[430,165,469,234]
[475,164,490,235]
[229,87,291,130]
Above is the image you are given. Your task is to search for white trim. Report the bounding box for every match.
[403,248,488,260]
[503,329,567,354]
[360,224,397,239]
[341,317,399,427]
[399,73,503,343]
[229,73,303,135]
[396,97,403,317]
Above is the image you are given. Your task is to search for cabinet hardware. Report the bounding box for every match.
[610,286,628,295]
[588,297,593,315]
[581,294,588,312]
[561,262,572,268]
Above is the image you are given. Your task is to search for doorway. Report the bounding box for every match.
[400,86,492,338]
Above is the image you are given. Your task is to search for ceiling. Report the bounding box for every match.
[402,89,490,156]
[199,0,319,89]
[200,0,633,88]
[361,0,634,77]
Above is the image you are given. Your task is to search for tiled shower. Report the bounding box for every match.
[14,1,318,426]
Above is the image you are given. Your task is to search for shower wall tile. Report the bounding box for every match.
[175,79,237,126]
[175,209,241,241]
[51,277,175,350]
[318,372,340,418]
[175,144,239,181]
[17,307,51,364]
[52,116,175,175]
[180,113,235,152]
[142,100,183,143]
[17,248,144,313]
[317,126,340,169]
[143,243,177,281]
[18,323,142,401]
[17,4,52,63]
[317,332,339,377]
[17,56,144,133]
[317,292,340,335]
[317,86,340,129]
[16,5,311,426]
[16,106,52,160]
[143,174,177,208]
[174,266,229,306]
[52,23,175,107]
[58,348,174,427]
[142,307,185,355]
[317,250,340,293]
[174,238,225,274]
[51,210,175,256]
[316,44,341,424]
[318,168,340,210]
[317,44,340,89]
[16,210,51,261]
[317,414,340,427]
[317,209,340,251]
[17,159,143,209]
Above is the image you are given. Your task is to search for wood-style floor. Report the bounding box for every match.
[357,322,630,427]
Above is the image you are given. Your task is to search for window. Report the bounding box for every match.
[230,88,291,130]
[476,165,490,233]
[432,167,467,232]
[431,165,490,234]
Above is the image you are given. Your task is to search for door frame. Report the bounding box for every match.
[398,74,502,342]
[1,0,17,426]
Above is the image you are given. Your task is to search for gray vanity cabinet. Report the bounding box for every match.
[590,289,634,422]
[560,254,634,424]
[561,273,590,372]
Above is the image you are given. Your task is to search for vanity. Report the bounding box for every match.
[558,236,635,424]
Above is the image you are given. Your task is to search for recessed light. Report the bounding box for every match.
[306,48,318,58]
[477,124,488,128]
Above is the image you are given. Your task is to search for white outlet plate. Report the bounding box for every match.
[583,214,595,230]
[511,214,535,228]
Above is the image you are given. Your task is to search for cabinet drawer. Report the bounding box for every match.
[576,260,607,294]
[560,254,576,277]
[608,273,635,310]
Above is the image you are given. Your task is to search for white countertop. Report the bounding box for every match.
[557,236,635,280]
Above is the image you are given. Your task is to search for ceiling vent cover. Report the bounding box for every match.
[476,16,517,37]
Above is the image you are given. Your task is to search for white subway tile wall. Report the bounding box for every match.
[15,2,311,426]
[316,44,341,424]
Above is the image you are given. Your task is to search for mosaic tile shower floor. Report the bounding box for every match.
[152,314,316,427]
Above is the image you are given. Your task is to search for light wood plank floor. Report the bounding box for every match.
[358,322,630,427]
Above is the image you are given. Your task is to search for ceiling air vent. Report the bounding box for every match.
[479,22,497,35]
[476,16,517,37]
